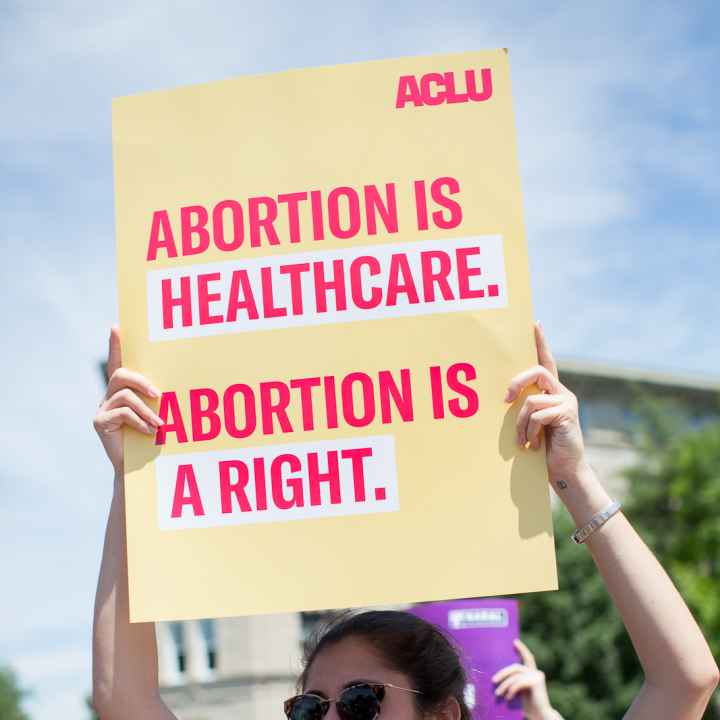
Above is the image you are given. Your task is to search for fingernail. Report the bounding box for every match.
[504,389,513,402]
[154,416,164,426]
[143,424,154,435]
[149,386,161,398]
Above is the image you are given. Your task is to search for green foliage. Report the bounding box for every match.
[0,666,29,720]
[516,418,720,720]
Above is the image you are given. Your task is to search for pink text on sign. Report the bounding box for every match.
[155,435,398,531]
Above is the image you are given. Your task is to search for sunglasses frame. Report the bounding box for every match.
[284,681,422,720]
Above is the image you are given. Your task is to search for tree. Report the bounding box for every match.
[0,666,30,720]
[517,418,720,719]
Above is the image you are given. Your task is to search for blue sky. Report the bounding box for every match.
[1,1,719,718]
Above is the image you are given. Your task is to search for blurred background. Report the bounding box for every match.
[1,1,718,718]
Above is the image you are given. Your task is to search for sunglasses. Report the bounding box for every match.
[284,681,422,720]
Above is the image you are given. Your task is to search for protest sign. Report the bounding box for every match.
[113,48,557,622]
[412,599,523,719]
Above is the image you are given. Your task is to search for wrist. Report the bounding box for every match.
[550,461,611,527]
[113,469,125,495]
[548,457,593,487]
[529,709,563,720]
[526,708,559,720]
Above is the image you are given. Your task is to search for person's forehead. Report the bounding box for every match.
[303,637,405,695]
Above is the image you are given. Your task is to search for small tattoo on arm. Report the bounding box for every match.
[556,480,568,490]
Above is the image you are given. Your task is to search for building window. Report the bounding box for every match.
[168,622,186,674]
[200,619,217,671]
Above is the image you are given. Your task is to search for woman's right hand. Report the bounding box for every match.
[93,326,164,474]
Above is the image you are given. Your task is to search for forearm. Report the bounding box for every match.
[555,464,718,702]
[92,472,168,718]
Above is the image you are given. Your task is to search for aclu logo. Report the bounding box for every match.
[448,607,509,630]
[395,69,493,109]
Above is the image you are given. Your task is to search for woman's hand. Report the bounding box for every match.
[493,639,562,720]
[93,326,163,474]
[505,323,588,484]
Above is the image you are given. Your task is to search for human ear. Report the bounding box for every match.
[426,696,462,720]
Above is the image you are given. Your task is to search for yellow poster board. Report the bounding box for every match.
[113,49,557,623]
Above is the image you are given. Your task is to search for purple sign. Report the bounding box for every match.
[411,598,523,720]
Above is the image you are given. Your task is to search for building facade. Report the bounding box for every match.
[156,360,720,719]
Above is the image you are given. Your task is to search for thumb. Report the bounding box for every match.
[106,325,122,380]
[514,638,538,670]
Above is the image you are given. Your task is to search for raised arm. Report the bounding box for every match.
[506,324,719,720]
[92,327,177,720]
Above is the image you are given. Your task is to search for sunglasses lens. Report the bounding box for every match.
[336,685,382,720]
[287,695,328,720]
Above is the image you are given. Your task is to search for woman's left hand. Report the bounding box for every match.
[505,323,588,485]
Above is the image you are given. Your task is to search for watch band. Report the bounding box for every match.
[571,499,622,544]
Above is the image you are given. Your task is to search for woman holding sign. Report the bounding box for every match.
[91,324,718,720]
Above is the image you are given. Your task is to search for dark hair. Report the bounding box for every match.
[300,610,472,719]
